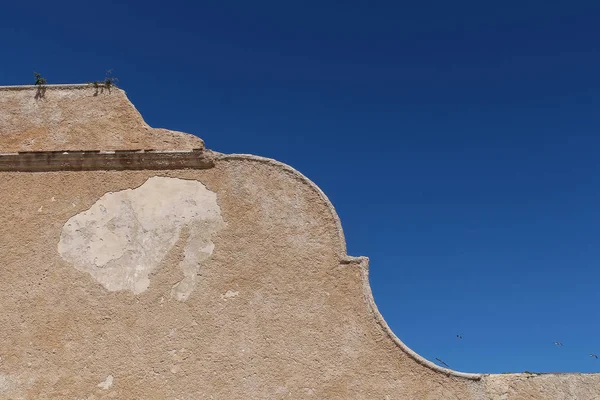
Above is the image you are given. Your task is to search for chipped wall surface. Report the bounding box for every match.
[1,85,599,399]
[58,176,224,299]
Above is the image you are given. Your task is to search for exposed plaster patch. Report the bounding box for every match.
[58,177,224,299]
[303,387,315,395]
[0,374,29,394]
[222,290,239,300]
[0,374,13,393]
[275,386,289,395]
[97,375,113,390]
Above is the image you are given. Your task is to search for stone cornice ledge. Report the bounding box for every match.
[0,149,214,171]
[0,84,100,91]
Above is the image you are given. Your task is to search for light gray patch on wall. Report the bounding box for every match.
[58,177,224,300]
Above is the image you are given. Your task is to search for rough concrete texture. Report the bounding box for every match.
[1,85,599,399]
[0,85,204,151]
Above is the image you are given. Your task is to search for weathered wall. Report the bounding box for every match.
[0,85,598,399]
[0,85,203,151]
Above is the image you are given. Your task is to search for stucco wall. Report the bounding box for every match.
[0,85,598,399]
[0,84,203,151]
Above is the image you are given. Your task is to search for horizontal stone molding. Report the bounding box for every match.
[0,149,214,172]
[0,83,96,90]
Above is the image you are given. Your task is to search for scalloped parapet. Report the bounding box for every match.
[0,84,204,151]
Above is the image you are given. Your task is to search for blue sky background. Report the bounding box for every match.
[2,0,600,373]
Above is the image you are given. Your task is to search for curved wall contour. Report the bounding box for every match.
[0,85,598,399]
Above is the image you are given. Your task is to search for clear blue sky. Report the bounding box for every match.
[2,0,600,374]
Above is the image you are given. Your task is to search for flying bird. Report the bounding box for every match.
[435,358,450,368]
[456,334,463,339]
[590,354,598,359]
[553,341,563,347]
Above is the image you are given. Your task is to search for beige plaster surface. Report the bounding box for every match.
[0,85,599,399]
[0,85,204,151]
[58,176,224,298]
